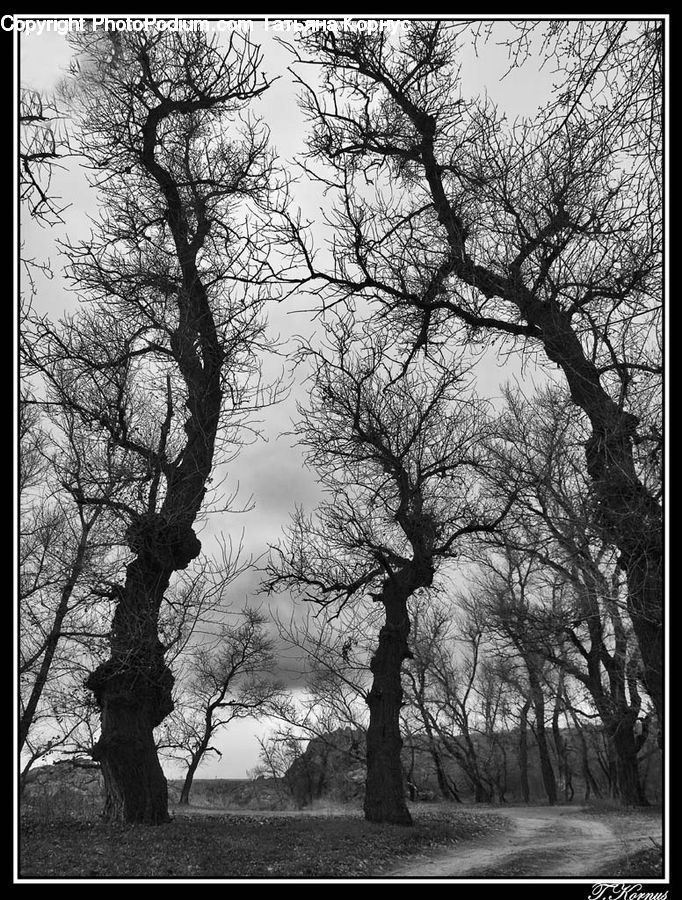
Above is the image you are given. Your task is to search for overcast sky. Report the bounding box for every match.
[20,17,558,779]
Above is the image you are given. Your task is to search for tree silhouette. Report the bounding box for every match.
[24,29,284,823]
[280,22,663,734]
[266,322,513,823]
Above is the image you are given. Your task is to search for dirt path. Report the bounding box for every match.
[172,802,661,879]
[388,806,662,879]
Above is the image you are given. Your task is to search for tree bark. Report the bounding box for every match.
[535,305,663,737]
[432,746,461,802]
[552,687,573,802]
[569,712,602,802]
[518,697,531,803]
[619,549,663,741]
[86,515,200,824]
[528,671,557,806]
[179,748,206,806]
[364,589,413,825]
[96,700,170,824]
[472,780,492,803]
[604,718,648,807]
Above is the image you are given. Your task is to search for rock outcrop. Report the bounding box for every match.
[284,728,367,808]
[22,759,104,818]
[20,760,296,816]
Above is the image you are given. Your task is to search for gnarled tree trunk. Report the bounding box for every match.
[603,715,648,807]
[95,696,171,824]
[87,514,201,823]
[364,589,413,825]
[534,306,663,737]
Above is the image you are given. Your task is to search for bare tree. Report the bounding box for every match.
[480,385,654,804]
[475,543,650,806]
[406,599,492,802]
[159,607,283,805]
[265,323,511,824]
[19,93,91,765]
[272,603,378,732]
[498,20,662,183]
[23,29,284,823]
[280,22,663,732]
[19,691,101,795]
[247,605,375,809]
[401,600,462,803]
[465,552,561,805]
[19,397,124,760]
[253,728,311,806]
[406,595,522,804]
[19,87,70,226]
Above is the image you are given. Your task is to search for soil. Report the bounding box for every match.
[172,801,663,879]
[386,805,663,879]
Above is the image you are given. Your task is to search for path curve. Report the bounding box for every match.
[387,806,661,879]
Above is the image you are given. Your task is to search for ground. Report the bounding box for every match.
[388,804,664,879]
[18,802,663,880]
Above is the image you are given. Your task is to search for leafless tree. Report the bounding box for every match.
[158,607,283,805]
[252,728,311,806]
[19,97,83,756]
[406,595,521,804]
[22,29,285,824]
[19,399,123,760]
[279,21,663,733]
[474,544,650,806]
[19,202,116,784]
[19,399,246,792]
[405,599,489,802]
[479,384,654,804]
[265,322,512,823]
[243,604,375,810]
[19,87,70,226]
[272,603,377,729]
[463,555,561,806]
[19,689,101,794]
[497,20,661,183]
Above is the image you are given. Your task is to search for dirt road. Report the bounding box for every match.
[172,802,662,879]
[387,805,662,879]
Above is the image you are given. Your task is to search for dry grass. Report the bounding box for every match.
[19,807,507,880]
[20,791,103,823]
[595,841,664,880]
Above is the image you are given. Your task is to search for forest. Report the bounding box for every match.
[18,17,664,881]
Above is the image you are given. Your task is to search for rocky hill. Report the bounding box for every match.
[22,759,104,819]
[284,728,366,808]
[20,759,296,819]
